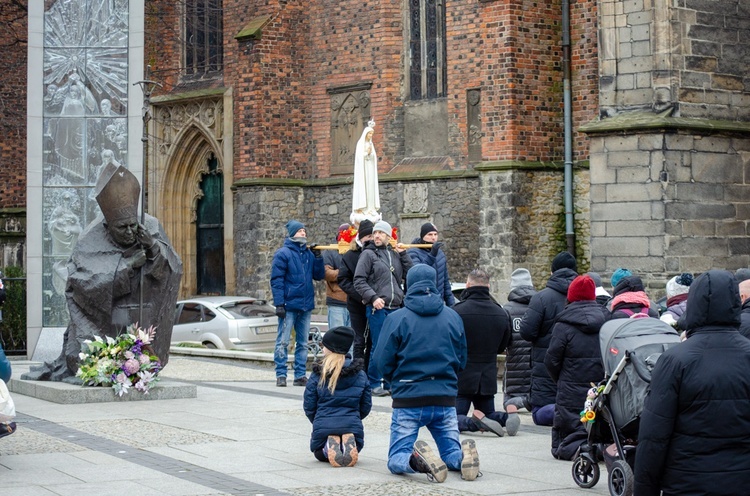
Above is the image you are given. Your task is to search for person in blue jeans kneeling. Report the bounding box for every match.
[373,264,479,483]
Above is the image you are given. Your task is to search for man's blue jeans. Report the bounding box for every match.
[387,406,463,474]
[327,305,351,329]
[366,305,396,389]
[274,309,311,379]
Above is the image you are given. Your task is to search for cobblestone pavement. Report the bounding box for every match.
[1,356,611,496]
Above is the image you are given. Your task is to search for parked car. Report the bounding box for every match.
[172,296,279,350]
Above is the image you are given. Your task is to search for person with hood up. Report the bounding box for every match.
[634,270,750,496]
[606,275,660,320]
[374,264,479,483]
[519,251,578,426]
[544,275,605,460]
[407,222,455,306]
[659,273,693,327]
[303,326,371,467]
[503,268,537,411]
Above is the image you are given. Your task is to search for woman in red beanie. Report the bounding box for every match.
[543,275,605,460]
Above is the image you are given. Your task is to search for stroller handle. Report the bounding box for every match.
[628,350,652,384]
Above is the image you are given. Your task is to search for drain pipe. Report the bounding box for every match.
[562,0,576,255]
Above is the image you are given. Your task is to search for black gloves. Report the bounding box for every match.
[430,242,444,257]
[310,243,323,258]
[275,305,286,319]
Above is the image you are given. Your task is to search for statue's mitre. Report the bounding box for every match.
[95,164,140,223]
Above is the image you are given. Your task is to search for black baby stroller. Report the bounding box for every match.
[572,317,681,496]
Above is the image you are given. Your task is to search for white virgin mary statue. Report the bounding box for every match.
[351,121,382,225]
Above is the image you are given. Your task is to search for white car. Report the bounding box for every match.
[172,296,278,350]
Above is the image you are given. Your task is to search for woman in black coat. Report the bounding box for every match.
[635,270,750,496]
[544,275,605,461]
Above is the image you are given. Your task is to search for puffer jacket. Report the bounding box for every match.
[270,238,325,312]
[0,344,11,383]
[373,264,467,408]
[303,357,371,452]
[635,270,750,496]
[453,285,511,396]
[503,285,536,400]
[544,300,605,460]
[407,238,454,306]
[353,241,412,309]
[519,268,578,408]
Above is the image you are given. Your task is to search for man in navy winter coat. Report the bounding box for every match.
[634,270,750,495]
[519,251,578,426]
[407,222,454,306]
[374,264,480,482]
[270,220,325,387]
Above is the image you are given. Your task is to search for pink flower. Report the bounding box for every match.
[122,358,140,375]
[138,354,150,365]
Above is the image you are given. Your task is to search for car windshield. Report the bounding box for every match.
[220,300,276,319]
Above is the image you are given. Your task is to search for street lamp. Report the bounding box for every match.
[133,66,162,327]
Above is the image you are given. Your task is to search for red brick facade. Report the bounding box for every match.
[147,0,599,181]
[0,0,28,208]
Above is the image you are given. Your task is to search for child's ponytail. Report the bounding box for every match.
[319,352,346,394]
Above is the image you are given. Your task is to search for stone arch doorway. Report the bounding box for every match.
[151,94,234,298]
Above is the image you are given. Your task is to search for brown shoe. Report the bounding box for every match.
[341,433,359,467]
[326,435,345,467]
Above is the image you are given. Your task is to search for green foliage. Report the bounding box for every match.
[1,266,26,353]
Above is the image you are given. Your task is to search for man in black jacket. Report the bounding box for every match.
[634,270,750,496]
[337,220,374,361]
[453,269,520,437]
[519,251,578,426]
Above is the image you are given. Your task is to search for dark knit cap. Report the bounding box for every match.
[551,251,577,272]
[286,220,305,238]
[357,219,374,238]
[322,326,355,355]
[568,275,595,302]
[586,272,603,288]
[613,275,645,297]
[735,268,750,283]
[420,222,438,239]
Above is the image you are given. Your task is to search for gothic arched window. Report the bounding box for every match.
[184,0,223,77]
[408,0,447,100]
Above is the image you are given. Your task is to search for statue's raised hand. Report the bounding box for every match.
[136,224,155,249]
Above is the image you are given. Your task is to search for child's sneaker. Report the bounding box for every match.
[326,435,345,467]
[409,440,448,482]
[460,439,481,481]
[341,433,358,467]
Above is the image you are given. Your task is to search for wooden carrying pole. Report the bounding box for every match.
[311,243,432,254]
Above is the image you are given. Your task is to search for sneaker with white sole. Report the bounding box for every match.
[410,440,448,483]
[461,439,481,481]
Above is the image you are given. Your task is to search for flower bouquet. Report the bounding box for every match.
[76,324,162,396]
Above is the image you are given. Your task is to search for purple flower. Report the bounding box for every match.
[131,341,143,355]
[122,358,140,375]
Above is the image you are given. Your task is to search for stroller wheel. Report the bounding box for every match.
[572,454,600,489]
[608,459,634,496]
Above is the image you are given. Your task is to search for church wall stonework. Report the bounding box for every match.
[233,168,591,304]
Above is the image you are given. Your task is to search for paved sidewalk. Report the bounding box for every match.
[1,357,611,495]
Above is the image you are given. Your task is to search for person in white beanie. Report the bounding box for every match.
[354,220,413,396]
[660,273,693,327]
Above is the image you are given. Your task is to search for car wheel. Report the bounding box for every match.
[203,341,217,349]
